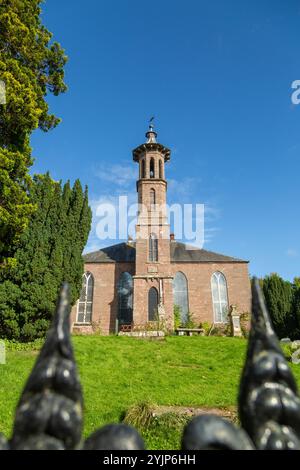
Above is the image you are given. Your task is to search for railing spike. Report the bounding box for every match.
[238,278,300,449]
[11,283,83,450]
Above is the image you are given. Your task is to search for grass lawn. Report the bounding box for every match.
[1,335,300,449]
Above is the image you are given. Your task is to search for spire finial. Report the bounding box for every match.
[149,116,155,131]
[146,116,157,143]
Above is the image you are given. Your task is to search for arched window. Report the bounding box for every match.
[150,158,155,178]
[76,272,94,323]
[148,287,159,321]
[118,272,133,325]
[159,160,163,179]
[173,272,189,325]
[149,233,158,262]
[150,188,156,209]
[141,159,145,179]
[211,272,229,323]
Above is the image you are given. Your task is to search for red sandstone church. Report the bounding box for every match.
[71,126,251,334]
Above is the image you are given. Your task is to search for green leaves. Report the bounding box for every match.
[0,175,92,341]
[262,273,298,340]
[0,0,67,269]
[0,148,35,269]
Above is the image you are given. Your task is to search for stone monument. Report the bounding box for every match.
[229,305,243,337]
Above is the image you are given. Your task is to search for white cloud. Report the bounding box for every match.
[84,165,220,252]
[286,248,298,258]
[167,176,220,246]
[85,191,138,253]
[204,227,221,244]
[168,176,202,200]
[95,163,137,188]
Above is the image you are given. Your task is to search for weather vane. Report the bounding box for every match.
[149,116,155,130]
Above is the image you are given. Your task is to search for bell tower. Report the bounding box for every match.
[132,123,174,329]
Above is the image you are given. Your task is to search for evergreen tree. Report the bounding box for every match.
[0,174,92,341]
[0,0,67,269]
[262,273,295,339]
[292,278,300,338]
[293,277,300,289]
[294,289,300,335]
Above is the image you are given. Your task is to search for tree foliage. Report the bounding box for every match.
[0,174,92,341]
[262,273,297,339]
[0,0,67,268]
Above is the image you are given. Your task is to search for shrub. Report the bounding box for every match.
[184,311,197,329]
[3,338,44,351]
[123,402,154,430]
[91,321,102,335]
[210,324,229,337]
[240,312,251,338]
[173,305,181,330]
[200,321,213,336]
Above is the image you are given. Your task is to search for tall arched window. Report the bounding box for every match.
[149,233,158,262]
[148,287,159,321]
[118,272,133,325]
[150,188,156,209]
[76,272,94,323]
[173,272,189,324]
[141,159,146,179]
[150,158,155,178]
[211,272,229,323]
[159,160,163,179]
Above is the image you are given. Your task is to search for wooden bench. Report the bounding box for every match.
[176,328,204,336]
[120,324,133,333]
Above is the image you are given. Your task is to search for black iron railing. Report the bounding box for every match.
[1,279,299,450]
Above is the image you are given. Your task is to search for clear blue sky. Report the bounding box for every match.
[31,0,300,281]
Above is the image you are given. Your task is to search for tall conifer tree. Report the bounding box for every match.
[0,0,67,269]
[263,273,295,339]
[0,175,92,340]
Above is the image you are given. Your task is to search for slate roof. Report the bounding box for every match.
[170,241,247,263]
[83,242,136,263]
[83,241,248,264]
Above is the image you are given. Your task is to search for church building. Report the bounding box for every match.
[71,126,251,334]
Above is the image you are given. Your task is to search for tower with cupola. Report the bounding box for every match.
[132,124,174,328]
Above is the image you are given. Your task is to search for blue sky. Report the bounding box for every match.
[31,0,300,281]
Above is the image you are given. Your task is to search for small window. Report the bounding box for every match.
[150,188,155,209]
[211,272,229,323]
[149,233,158,262]
[148,287,159,321]
[76,272,94,323]
[159,160,163,179]
[150,158,155,178]
[141,159,146,179]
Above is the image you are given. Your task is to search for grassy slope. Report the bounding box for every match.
[1,336,300,449]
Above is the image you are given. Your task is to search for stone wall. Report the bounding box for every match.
[170,261,251,326]
[71,260,250,335]
[70,261,135,335]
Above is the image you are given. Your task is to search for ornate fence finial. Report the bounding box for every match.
[181,415,254,450]
[238,277,300,449]
[84,424,145,450]
[11,283,83,450]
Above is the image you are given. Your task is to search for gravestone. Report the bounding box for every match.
[0,341,5,365]
[291,349,300,364]
[280,338,291,344]
[229,305,242,337]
